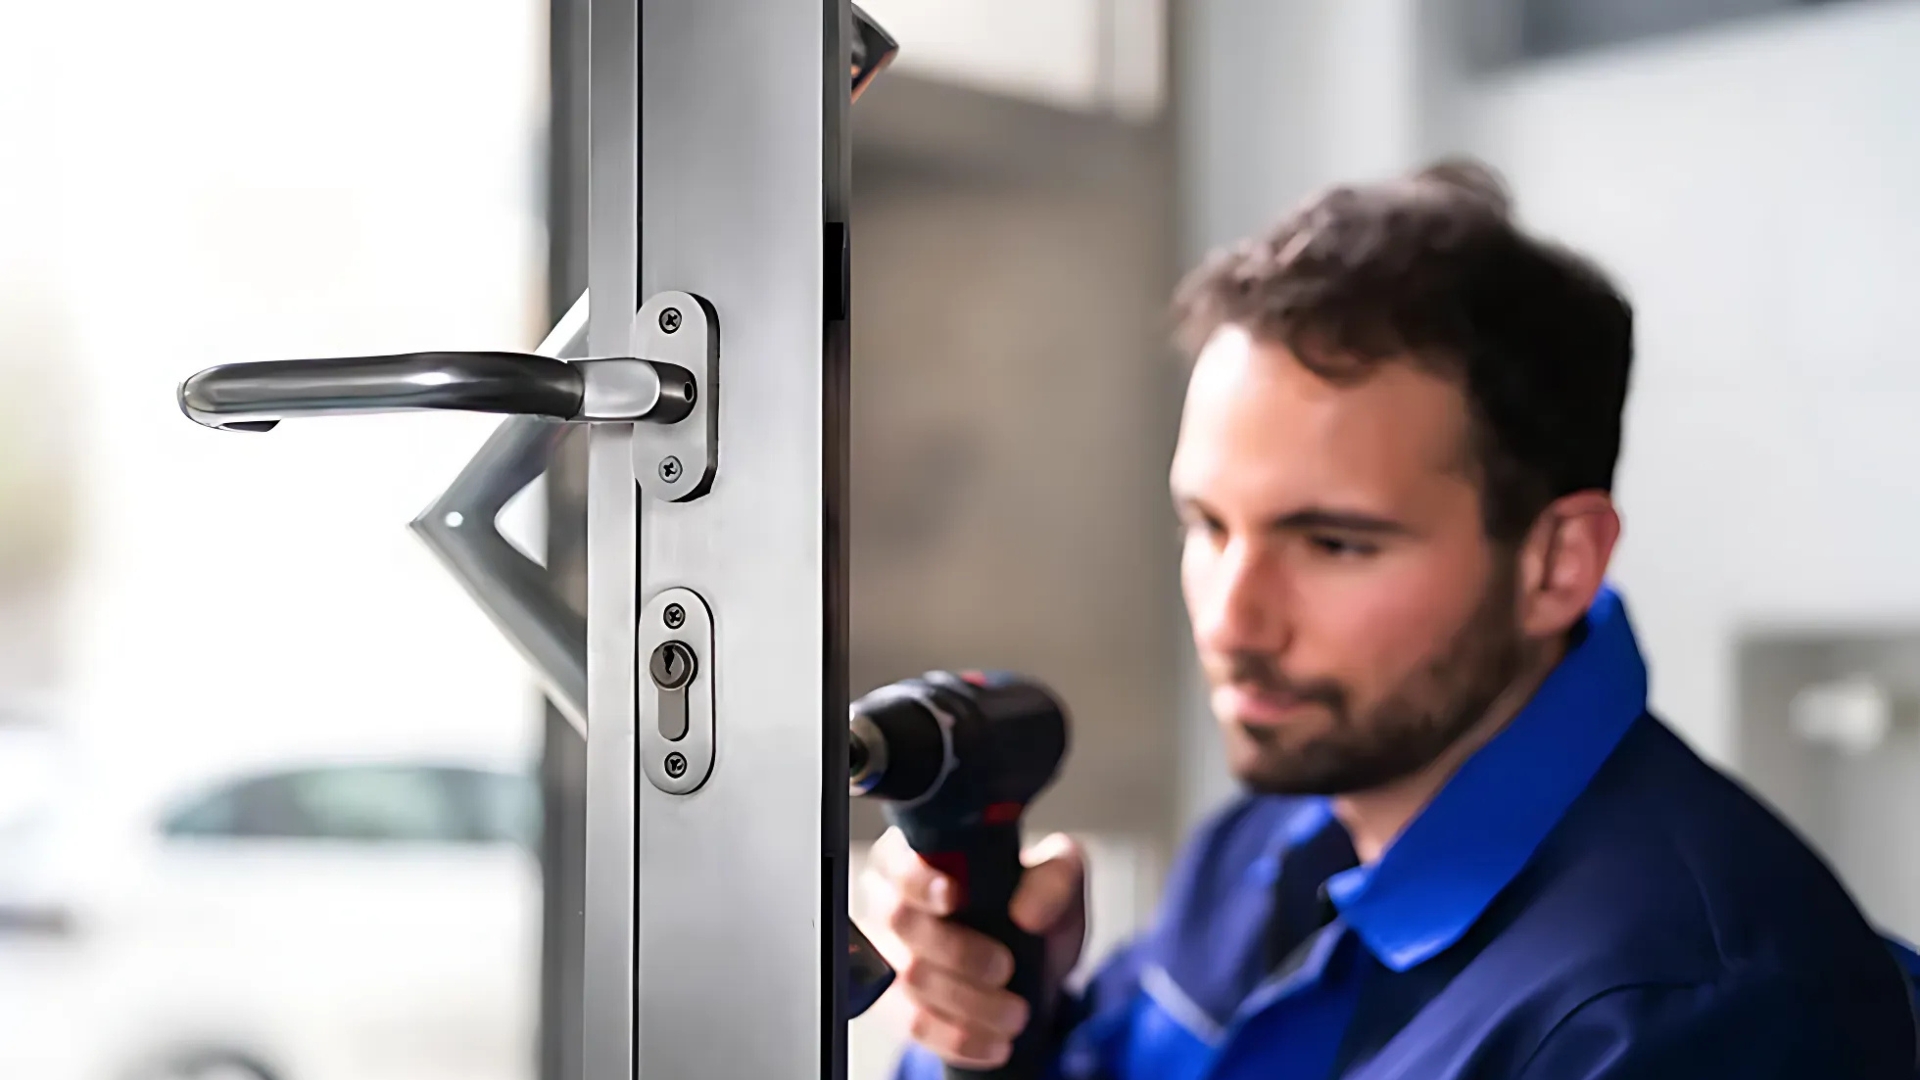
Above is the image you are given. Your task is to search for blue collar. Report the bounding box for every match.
[1321,584,1650,972]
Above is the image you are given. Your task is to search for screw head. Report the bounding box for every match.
[659,307,683,333]
[659,456,683,482]
[664,752,688,779]
[663,603,686,629]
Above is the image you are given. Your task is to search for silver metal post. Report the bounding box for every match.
[585,0,856,1075]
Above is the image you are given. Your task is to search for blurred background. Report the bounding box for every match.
[1,0,1917,1078]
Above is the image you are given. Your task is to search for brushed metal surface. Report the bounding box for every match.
[583,1,851,1075]
[630,290,718,503]
[637,586,715,795]
[406,293,592,735]
[582,0,640,1077]
[177,350,584,431]
[633,0,850,1077]
[410,415,588,734]
[575,357,694,424]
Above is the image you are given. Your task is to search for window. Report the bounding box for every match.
[447,765,542,848]
[163,786,240,838]
[162,764,529,845]
[282,766,463,843]
[1472,0,1872,65]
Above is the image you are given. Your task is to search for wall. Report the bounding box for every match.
[857,0,1166,120]
[1735,632,1920,942]
[1463,0,1920,766]
[848,75,1185,843]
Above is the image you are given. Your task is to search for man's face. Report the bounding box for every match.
[1171,326,1528,796]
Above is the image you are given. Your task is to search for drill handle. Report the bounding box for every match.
[896,820,1054,1080]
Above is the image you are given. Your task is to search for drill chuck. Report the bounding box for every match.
[848,680,954,802]
[848,671,1065,808]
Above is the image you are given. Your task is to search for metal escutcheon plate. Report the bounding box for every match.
[638,586,716,795]
[632,291,718,502]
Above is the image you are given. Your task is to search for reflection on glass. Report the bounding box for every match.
[162,763,541,847]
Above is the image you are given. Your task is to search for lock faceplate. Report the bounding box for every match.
[639,587,715,794]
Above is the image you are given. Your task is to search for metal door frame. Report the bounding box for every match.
[539,3,592,1077]
[582,2,855,1076]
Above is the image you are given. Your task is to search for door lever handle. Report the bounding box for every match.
[177,349,693,432]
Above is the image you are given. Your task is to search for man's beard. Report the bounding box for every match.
[1218,567,1527,796]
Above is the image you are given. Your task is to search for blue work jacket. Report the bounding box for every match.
[894,587,1920,1079]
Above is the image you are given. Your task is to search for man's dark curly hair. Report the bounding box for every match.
[1172,158,1634,544]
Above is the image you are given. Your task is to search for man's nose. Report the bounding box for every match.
[1195,539,1289,654]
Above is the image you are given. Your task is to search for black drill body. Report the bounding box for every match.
[850,670,1070,1080]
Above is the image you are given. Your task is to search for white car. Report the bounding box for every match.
[0,744,542,1080]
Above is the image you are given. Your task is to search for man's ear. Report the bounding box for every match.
[1515,491,1620,639]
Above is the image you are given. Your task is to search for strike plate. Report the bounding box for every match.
[639,587,716,795]
[633,291,718,502]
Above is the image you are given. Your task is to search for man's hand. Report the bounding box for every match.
[858,828,1088,1070]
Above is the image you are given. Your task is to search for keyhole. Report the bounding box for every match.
[650,641,697,740]
[651,641,695,689]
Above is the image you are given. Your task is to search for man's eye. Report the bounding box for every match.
[1309,534,1376,558]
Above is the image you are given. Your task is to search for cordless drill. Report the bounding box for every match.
[849,670,1070,1080]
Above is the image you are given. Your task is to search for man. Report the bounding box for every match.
[861,159,1920,1079]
